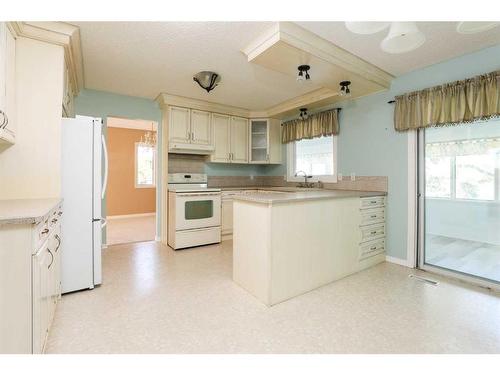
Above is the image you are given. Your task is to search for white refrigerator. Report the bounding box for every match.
[61,115,108,293]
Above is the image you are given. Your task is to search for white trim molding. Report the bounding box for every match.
[407,130,418,268]
[107,213,156,220]
[9,21,84,95]
[385,256,408,267]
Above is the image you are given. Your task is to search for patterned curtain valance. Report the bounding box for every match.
[394,70,500,132]
[281,108,340,144]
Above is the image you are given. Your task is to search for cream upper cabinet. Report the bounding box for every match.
[211,115,249,164]
[249,119,282,164]
[268,118,282,164]
[168,106,214,152]
[230,116,248,163]
[0,23,16,148]
[190,109,211,146]
[169,106,191,145]
[211,113,231,162]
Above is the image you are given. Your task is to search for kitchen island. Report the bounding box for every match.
[232,190,386,306]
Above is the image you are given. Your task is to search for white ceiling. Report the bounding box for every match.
[72,22,322,110]
[296,22,500,76]
[73,22,500,109]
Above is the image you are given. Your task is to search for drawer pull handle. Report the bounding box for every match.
[370,201,377,204]
[58,211,63,216]
[370,215,377,218]
[370,246,377,250]
[55,234,61,253]
[47,248,54,269]
[41,228,49,235]
[51,218,58,223]
[370,231,377,234]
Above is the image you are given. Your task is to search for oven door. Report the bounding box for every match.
[175,192,221,231]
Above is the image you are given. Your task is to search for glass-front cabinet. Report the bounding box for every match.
[250,119,269,163]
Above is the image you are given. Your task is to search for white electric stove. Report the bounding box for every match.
[167,173,221,250]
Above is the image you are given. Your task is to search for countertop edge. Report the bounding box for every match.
[0,198,63,226]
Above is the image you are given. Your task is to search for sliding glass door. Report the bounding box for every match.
[418,119,500,285]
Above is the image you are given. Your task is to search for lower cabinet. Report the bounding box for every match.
[0,201,62,354]
[221,199,233,236]
[32,223,62,354]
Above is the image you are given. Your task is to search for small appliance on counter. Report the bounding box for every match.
[167,173,221,250]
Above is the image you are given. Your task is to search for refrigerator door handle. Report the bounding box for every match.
[101,134,109,199]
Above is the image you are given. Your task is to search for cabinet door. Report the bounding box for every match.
[221,199,233,235]
[190,109,212,146]
[0,22,6,113]
[249,119,269,164]
[268,118,282,164]
[210,113,231,163]
[32,243,51,354]
[168,106,191,146]
[4,25,15,132]
[230,117,249,163]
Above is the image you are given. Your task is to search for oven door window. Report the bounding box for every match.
[185,200,214,220]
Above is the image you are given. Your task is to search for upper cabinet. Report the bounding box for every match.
[168,106,214,153]
[211,115,248,164]
[0,23,16,150]
[249,119,281,164]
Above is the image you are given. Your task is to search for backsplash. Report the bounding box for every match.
[168,153,206,174]
[207,175,388,192]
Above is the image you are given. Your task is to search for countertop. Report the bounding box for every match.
[0,198,62,225]
[230,189,386,204]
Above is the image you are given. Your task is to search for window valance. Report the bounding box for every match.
[281,108,340,144]
[394,70,500,132]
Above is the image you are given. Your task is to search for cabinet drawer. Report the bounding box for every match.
[359,238,385,260]
[360,196,385,210]
[359,223,385,243]
[360,208,385,226]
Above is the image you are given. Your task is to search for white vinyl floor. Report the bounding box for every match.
[45,240,500,354]
[106,214,156,245]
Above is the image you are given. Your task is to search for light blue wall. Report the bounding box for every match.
[74,89,163,242]
[332,44,500,261]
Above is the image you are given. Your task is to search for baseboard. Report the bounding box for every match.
[221,233,233,241]
[107,213,156,219]
[102,244,108,250]
[385,255,408,267]
[155,235,160,242]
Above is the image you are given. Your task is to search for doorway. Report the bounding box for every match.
[417,118,500,285]
[105,117,158,246]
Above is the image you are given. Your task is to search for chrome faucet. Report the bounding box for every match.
[295,170,314,188]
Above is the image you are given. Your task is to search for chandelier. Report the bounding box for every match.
[141,122,157,146]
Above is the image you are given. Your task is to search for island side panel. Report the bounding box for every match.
[269,197,361,305]
[232,200,272,306]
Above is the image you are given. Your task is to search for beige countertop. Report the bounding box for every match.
[0,198,62,225]
[231,189,386,204]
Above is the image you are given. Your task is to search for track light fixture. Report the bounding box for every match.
[339,81,351,97]
[299,108,308,120]
[297,65,311,82]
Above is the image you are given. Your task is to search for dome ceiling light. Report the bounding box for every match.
[345,21,426,54]
[345,22,390,34]
[193,71,221,93]
[456,22,500,34]
[381,22,426,54]
[297,65,311,82]
[299,108,308,120]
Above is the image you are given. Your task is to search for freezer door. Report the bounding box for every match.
[61,116,96,293]
[92,119,103,286]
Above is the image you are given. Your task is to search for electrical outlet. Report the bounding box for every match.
[350,172,356,181]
